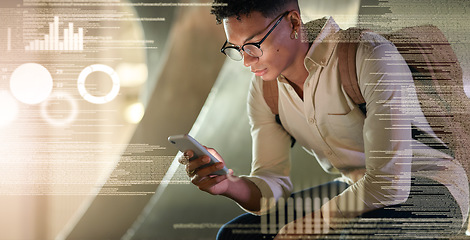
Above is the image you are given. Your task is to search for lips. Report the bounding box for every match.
[252,68,267,77]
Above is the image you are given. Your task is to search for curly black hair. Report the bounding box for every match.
[211,0,298,24]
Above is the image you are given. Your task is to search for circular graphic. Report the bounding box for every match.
[40,92,78,126]
[77,64,120,104]
[0,91,19,127]
[10,63,53,105]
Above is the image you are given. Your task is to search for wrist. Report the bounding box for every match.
[222,176,262,212]
[220,174,240,197]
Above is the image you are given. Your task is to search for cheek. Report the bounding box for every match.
[260,37,294,69]
[264,46,288,67]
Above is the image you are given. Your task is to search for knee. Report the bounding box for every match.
[216,222,232,240]
[216,213,261,240]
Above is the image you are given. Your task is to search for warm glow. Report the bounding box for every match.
[0,91,19,127]
[116,63,148,87]
[465,82,470,98]
[300,0,360,29]
[125,102,145,123]
[10,63,53,105]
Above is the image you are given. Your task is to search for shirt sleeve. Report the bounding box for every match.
[321,32,414,221]
[240,76,294,215]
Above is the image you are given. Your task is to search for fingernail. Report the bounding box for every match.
[203,156,210,163]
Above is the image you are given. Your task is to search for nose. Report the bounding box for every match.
[243,52,258,67]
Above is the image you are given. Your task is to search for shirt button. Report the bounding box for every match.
[287,85,294,91]
[308,118,315,124]
[325,150,333,156]
[306,82,310,87]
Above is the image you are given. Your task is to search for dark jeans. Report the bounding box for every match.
[217,177,463,239]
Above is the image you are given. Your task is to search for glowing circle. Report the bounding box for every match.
[10,63,53,105]
[40,92,78,126]
[77,64,120,104]
[0,91,19,127]
[125,102,145,124]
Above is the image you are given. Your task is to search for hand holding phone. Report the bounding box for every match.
[168,134,229,175]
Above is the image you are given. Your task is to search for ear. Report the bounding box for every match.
[287,10,302,32]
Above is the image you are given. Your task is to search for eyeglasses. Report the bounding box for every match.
[220,11,289,61]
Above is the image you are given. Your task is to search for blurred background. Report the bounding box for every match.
[0,0,469,239]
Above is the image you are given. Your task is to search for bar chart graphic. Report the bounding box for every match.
[25,16,84,51]
[7,27,12,52]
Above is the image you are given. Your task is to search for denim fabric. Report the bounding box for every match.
[217,177,463,240]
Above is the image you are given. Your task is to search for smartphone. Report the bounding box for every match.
[168,134,229,175]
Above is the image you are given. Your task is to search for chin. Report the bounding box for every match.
[260,74,277,82]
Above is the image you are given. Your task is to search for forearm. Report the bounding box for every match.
[221,176,262,212]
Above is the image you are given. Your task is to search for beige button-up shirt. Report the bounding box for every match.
[243,17,468,224]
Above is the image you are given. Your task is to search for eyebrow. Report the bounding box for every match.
[227,29,264,46]
[245,28,266,43]
[226,18,276,46]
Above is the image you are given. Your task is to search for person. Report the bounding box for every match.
[181,0,469,239]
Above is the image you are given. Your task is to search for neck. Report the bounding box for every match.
[282,18,325,95]
[282,41,310,93]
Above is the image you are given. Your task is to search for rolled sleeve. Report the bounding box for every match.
[322,34,414,218]
[241,76,294,215]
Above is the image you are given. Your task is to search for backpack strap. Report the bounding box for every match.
[262,79,296,147]
[264,27,366,115]
[337,28,367,115]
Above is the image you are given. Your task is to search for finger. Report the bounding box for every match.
[186,156,212,178]
[190,162,226,185]
[186,166,197,178]
[178,154,190,165]
[197,175,227,190]
[184,150,194,159]
[191,174,207,185]
[193,161,225,178]
[206,148,224,162]
[226,169,239,182]
[186,155,211,173]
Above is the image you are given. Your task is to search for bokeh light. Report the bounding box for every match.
[116,63,148,87]
[124,102,145,124]
[10,63,53,105]
[0,91,19,127]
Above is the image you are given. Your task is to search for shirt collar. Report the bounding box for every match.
[304,17,341,69]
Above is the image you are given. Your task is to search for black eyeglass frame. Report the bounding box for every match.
[220,11,290,61]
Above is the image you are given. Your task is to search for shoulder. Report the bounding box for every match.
[359,31,390,49]
[336,28,396,59]
[356,31,398,62]
[354,30,401,64]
